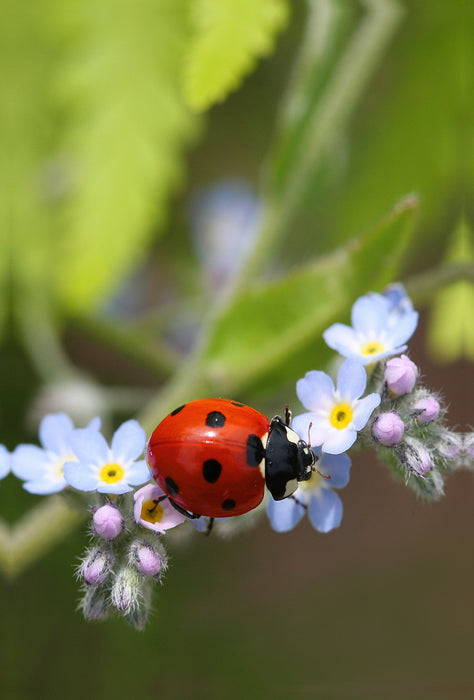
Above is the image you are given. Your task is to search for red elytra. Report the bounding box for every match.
[146,399,270,518]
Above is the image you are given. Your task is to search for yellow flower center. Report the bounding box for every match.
[141,499,164,524]
[54,454,76,479]
[100,463,125,484]
[361,340,385,357]
[330,403,353,429]
[300,470,321,492]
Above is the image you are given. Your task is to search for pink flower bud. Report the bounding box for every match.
[385,355,418,396]
[93,504,123,540]
[81,547,113,585]
[372,412,405,446]
[403,438,433,476]
[132,541,164,577]
[413,396,440,423]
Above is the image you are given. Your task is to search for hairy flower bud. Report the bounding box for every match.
[372,412,405,446]
[81,585,111,621]
[80,547,114,585]
[385,355,418,396]
[93,503,124,540]
[412,396,440,423]
[130,540,165,578]
[111,567,142,614]
[401,437,433,476]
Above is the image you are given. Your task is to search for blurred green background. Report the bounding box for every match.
[1,0,473,698]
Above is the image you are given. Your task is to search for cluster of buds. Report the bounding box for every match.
[368,354,464,499]
[77,499,168,629]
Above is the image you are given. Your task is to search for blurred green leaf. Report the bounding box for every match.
[1,0,58,334]
[201,195,417,393]
[183,0,289,111]
[51,0,197,312]
[427,220,474,362]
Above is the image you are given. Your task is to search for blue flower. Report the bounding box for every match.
[292,358,381,454]
[267,450,351,533]
[63,420,150,495]
[12,413,101,494]
[323,291,418,365]
[0,445,11,480]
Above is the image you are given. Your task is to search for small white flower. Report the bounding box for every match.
[323,292,419,365]
[292,358,381,454]
[12,413,100,494]
[64,420,150,495]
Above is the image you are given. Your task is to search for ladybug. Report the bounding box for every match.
[146,398,315,519]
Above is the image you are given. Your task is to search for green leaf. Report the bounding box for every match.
[427,220,474,362]
[183,0,289,111]
[200,195,417,393]
[52,0,197,312]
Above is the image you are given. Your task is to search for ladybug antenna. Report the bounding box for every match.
[307,422,331,480]
[285,404,292,427]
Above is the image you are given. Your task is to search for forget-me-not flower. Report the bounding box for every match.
[292,358,381,454]
[323,291,418,365]
[267,450,351,533]
[0,445,11,481]
[12,413,101,494]
[133,483,187,534]
[64,420,150,495]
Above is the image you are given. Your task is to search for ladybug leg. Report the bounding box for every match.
[205,518,215,536]
[290,494,307,510]
[168,498,202,520]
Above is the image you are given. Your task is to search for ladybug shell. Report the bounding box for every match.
[146,399,270,518]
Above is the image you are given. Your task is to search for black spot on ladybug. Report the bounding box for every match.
[206,411,226,428]
[202,459,222,483]
[231,401,244,407]
[222,499,236,511]
[171,404,185,416]
[246,434,265,467]
[165,476,179,497]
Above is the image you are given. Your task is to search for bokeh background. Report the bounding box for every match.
[1,1,473,698]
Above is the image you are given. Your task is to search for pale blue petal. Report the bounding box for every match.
[111,420,146,462]
[384,284,413,315]
[337,358,366,401]
[292,413,327,449]
[0,446,10,479]
[319,452,351,488]
[267,496,306,532]
[23,478,66,495]
[39,413,74,454]
[352,393,381,430]
[63,461,99,491]
[97,481,133,495]
[308,489,343,533]
[323,324,360,355]
[12,445,51,480]
[70,428,109,464]
[125,459,151,486]
[386,311,419,347]
[351,294,389,335]
[86,416,102,431]
[322,428,357,455]
[296,370,335,411]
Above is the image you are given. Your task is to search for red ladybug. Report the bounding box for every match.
[146,398,315,519]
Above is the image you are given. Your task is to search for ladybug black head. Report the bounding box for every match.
[264,417,315,501]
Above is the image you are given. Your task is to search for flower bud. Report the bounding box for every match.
[80,547,114,585]
[81,585,111,621]
[385,355,418,396]
[111,567,142,614]
[131,540,165,578]
[402,438,433,476]
[372,412,405,446]
[93,503,124,540]
[413,396,440,423]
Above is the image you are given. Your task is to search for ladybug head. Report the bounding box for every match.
[264,417,315,501]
